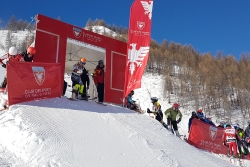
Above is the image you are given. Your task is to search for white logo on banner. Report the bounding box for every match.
[141,1,153,20]
[137,21,145,30]
[209,126,218,140]
[32,66,45,85]
[73,27,82,38]
[128,43,149,74]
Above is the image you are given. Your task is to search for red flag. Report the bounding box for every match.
[123,0,154,97]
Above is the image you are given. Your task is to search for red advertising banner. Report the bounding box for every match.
[188,118,228,155]
[7,61,61,105]
[123,0,154,97]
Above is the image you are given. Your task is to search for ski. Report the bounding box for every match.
[0,106,8,112]
[179,135,188,142]
[96,102,107,106]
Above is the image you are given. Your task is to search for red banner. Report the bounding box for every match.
[188,118,228,155]
[123,0,154,97]
[7,61,61,105]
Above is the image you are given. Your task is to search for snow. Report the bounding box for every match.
[0,72,247,167]
[0,30,249,167]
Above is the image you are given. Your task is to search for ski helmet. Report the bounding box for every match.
[8,46,17,56]
[130,90,134,95]
[27,46,36,55]
[80,57,87,65]
[197,109,203,113]
[234,123,239,129]
[246,137,250,143]
[224,123,231,128]
[150,97,158,103]
[173,103,179,108]
[172,103,179,111]
[98,60,104,65]
[191,111,196,115]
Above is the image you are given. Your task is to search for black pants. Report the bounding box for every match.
[1,77,7,88]
[81,83,87,98]
[63,80,67,96]
[169,120,178,131]
[97,83,104,102]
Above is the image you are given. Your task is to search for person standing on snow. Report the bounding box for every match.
[0,46,25,88]
[79,58,90,100]
[71,58,89,99]
[147,97,168,129]
[94,60,105,103]
[188,111,198,133]
[222,123,240,158]
[164,103,183,136]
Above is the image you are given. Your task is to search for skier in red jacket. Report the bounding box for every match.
[222,123,239,158]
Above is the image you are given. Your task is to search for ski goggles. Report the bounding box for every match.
[81,62,86,65]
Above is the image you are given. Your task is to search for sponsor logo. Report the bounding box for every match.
[137,21,145,30]
[73,27,82,38]
[32,66,45,85]
[209,126,218,140]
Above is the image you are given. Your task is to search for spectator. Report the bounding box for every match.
[127,90,143,113]
[188,111,198,133]
[94,60,105,103]
[0,46,24,88]
[164,103,183,136]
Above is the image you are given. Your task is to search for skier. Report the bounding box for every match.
[164,103,183,136]
[127,90,142,113]
[234,124,248,157]
[222,123,239,158]
[147,97,168,129]
[0,46,24,88]
[94,60,105,103]
[71,58,89,99]
[188,111,198,133]
[80,58,90,100]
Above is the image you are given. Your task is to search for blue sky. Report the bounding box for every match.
[1,0,250,60]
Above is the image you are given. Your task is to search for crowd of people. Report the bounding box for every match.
[0,44,36,89]
[187,108,250,158]
[126,91,183,137]
[0,44,106,104]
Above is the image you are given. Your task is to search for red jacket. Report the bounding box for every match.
[8,54,24,62]
[222,127,237,143]
[94,65,105,84]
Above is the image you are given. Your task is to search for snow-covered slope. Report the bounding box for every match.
[0,72,247,167]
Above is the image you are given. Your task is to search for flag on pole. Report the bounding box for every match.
[123,0,154,97]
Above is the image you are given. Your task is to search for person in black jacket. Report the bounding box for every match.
[80,65,90,100]
[188,111,198,133]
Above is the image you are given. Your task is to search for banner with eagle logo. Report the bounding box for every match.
[123,0,154,97]
[7,61,62,105]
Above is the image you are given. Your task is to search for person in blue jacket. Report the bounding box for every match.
[127,90,142,113]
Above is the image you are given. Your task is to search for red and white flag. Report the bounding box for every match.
[123,0,154,97]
